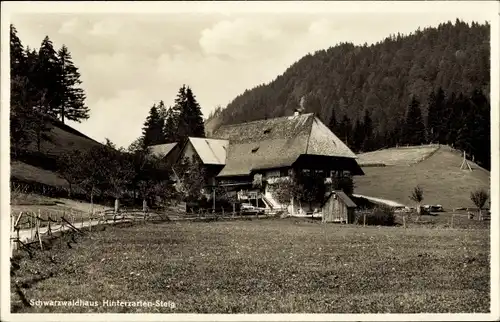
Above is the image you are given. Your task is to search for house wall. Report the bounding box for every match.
[181,141,197,161]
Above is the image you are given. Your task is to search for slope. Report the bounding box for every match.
[11,118,103,195]
[354,145,490,210]
[205,20,489,141]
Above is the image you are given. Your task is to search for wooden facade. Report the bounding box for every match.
[322,191,357,223]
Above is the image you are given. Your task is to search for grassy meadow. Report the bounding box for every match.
[11,217,490,314]
[355,146,490,210]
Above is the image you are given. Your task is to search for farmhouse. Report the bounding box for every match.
[149,112,364,212]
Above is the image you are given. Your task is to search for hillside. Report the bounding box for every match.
[11,118,103,195]
[25,118,101,157]
[205,20,489,149]
[354,145,490,210]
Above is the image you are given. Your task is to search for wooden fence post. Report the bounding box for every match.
[89,210,93,232]
[37,218,43,251]
[10,215,15,257]
[363,212,366,227]
[16,227,20,251]
[403,214,406,229]
[47,220,52,237]
[30,213,33,241]
[451,214,454,229]
[222,207,225,217]
[114,199,119,222]
[233,203,236,217]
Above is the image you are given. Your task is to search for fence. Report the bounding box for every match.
[10,205,282,259]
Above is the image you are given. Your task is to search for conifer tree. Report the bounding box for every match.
[163,107,179,143]
[185,86,205,137]
[361,110,373,151]
[36,36,60,116]
[469,88,490,168]
[157,100,167,123]
[172,84,205,139]
[10,25,26,78]
[426,87,446,144]
[352,118,365,152]
[402,96,426,146]
[446,93,467,146]
[56,45,89,123]
[337,114,352,147]
[172,85,188,137]
[327,108,337,133]
[142,104,165,147]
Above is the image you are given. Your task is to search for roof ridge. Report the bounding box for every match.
[304,115,314,154]
[216,113,314,129]
[189,137,228,142]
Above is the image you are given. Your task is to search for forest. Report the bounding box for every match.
[206,19,491,170]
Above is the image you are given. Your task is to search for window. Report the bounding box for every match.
[280,168,288,177]
[251,146,259,153]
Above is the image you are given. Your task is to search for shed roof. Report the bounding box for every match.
[187,137,229,165]
[212,113,358,177]
[329,190,357,208]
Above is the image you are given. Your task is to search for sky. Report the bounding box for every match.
[6,1,494,149]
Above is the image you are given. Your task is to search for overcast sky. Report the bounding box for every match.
[7,2,494,149]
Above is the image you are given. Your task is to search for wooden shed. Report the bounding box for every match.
[322,190,357,223]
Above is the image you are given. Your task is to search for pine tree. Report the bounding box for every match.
[327,108,337,133]
[469,88,490,168]
[57,45,89,123]
[142,104,165,147]
[172,85,205,139]
[361,110,373,151]
[352,118,365,152]
[446,92,467,146]
[157,100,167,122]
[185,86,205,137]
[163,107,179,143]
[402,96,426,146]
[10,24,26,78]
[426,87,446,144]
[36,36,60,116]
[172,85,188,137]
[337,114,352,147]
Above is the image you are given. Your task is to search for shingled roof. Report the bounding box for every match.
[212,113,358,177]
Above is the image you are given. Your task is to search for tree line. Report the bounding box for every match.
[130,85,206,151]
[10,24,89,156]
[206,19,491,169]
[328,87,490,169]
[54,81,208,208]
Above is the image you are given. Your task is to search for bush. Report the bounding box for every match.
[355,205,396,226]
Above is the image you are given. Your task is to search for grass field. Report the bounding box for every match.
[357,145,439,166]
[11,218,490,313]
[355,146,490,210]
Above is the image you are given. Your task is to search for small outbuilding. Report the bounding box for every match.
[322,190,357,224]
